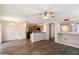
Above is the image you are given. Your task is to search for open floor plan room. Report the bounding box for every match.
[0,4,79,55]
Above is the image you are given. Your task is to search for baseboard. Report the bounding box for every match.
[56,41,79,48]
[2,39,26,42]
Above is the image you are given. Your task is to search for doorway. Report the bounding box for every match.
[49,23,55,42]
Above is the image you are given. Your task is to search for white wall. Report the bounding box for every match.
[51,23,55,38]
[2,22,26,41]
[75,24,79,32]
[0,23,2,43]
[43,23,55,40]
[55,22,61,42]
[43,23,49,40]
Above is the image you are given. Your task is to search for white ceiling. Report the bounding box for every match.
[0,4,79,23]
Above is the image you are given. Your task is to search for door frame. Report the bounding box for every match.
[49,23,55,41]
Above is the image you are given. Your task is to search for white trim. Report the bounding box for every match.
[56,41,79,48]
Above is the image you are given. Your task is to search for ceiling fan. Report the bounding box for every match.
[37,11,55,19]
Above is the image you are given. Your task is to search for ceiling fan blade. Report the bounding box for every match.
[49,12,54,14]
[64,19,69,21]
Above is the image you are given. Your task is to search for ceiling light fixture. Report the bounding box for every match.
[37,11,54,19]
[43,16,48,19]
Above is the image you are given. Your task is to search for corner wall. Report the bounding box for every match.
[43,23,49,40]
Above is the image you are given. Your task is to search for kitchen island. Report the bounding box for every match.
[30,32,47,43]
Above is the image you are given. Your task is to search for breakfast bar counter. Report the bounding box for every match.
[30,32,47,43]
